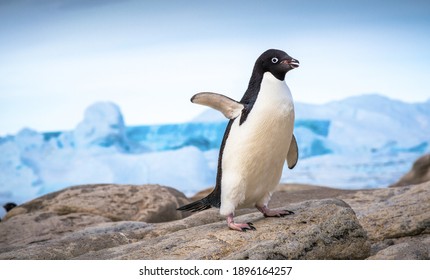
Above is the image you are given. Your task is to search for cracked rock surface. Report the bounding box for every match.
[0,182,428,259]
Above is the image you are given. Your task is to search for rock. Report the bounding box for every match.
[0,221,150,259]
[390,153,430,187]
[340,181,430,242]
[188,182,430,260]
[0,198,370,260]
[1,181,428,260]
[273,184,355,204]
[367,235,430,260]
[0,184,190,251]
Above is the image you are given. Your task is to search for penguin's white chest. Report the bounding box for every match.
[220,72,295,215]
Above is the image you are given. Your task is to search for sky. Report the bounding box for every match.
[1,0,429,135]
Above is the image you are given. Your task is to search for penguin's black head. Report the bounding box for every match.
[3,202,17,212]
[255,49,299,81]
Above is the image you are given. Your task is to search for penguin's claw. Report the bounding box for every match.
[246,222,256,231]
[228,222,256,232]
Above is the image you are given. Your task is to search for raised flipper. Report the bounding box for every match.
[287,134,298,169]
[191,92,244,120]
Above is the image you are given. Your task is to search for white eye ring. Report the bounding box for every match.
[271,57,279,63]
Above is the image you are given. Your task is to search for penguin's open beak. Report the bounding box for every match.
[282,58,300,69]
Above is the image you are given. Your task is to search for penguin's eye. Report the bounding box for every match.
[271,57,279,64]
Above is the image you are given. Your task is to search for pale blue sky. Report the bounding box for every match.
[1,0,429,135]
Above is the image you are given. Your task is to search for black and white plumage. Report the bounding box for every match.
[178,49,299,231]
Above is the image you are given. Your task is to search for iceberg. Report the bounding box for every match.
[126,122,227,152]
[126,119,331,155]
[0,137,40,203]
[0,94,429,207]
[294,94,430,152]
[0,102,214,206]
[71,102,135,152]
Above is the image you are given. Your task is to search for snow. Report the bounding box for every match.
[294,94,430,152]
[72,102,130,150]
[1,95,429,208]
[281,152,421,189]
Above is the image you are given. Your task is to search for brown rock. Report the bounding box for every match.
[3,180,427,260]
[273,184,354,205]
[340,182,430,242]
[0,198,370,260]
[0,184,190,251]
[367,236,430,260]
[0,221,151,259]
[390,153,430,187]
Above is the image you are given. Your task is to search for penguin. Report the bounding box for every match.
[3,202,17,212]
[177,49,299,231]
[1,202,17,222]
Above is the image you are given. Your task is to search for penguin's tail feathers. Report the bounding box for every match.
[177,195,219,212]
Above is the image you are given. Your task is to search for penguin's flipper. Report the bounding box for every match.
[287,134,298,169]
[191,92,244,119]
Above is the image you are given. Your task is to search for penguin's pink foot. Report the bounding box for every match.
[256,205,294,217]
[227,214,256,232]
[228,222,256,232]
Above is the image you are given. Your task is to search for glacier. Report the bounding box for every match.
[1,94,429,208]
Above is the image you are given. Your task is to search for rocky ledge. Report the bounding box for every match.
[0,180,428,260]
